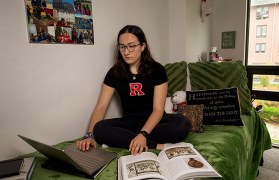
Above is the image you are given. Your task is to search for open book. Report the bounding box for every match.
[118,142,221,180]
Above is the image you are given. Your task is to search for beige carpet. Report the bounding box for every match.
[256,147,279,180]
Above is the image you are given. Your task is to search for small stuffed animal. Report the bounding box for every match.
[164,96,174,114]
[171,91,187,113]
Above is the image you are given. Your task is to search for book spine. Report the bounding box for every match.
[26,159,36,180]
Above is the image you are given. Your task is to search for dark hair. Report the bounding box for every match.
[113,25,155,79]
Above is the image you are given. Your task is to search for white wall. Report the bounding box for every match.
[173,0,246,63]
[212,0,247,61]
[169,0,187,62]
[185,0,213,62]
[0,0,247,160]
[0,0,169,160]
[168,0,213,63]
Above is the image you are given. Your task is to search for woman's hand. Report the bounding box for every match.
[129,134,148,155]
[76,138,96,151]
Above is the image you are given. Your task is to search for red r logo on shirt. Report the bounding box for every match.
[129,83,145,96]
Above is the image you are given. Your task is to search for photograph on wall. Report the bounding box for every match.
[25,0,94,45]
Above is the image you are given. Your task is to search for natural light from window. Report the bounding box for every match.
[248,0,279,146]
[248,0,279,66]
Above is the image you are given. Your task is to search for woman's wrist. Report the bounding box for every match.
[139,131,150,139]
[83,132,95,139]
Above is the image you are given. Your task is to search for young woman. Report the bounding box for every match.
[76,25,191,155]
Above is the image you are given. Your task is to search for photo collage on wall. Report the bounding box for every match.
[25,0,94,45]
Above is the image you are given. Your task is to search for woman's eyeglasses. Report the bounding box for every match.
[118,43,140,52]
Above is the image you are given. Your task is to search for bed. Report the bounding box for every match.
[23,61,272,180]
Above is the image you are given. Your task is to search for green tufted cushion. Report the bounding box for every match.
[188,61,252,115]
[164,61,187,96]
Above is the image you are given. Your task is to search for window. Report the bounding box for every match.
[256,7,263,19]
[255,43,266,53]
[256,25,267,38]
[247,1,279,146]
[256,6,269,20]
[262,7,269,19]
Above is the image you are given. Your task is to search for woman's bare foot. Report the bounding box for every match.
[156,144,164,150]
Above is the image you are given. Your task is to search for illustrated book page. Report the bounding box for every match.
[118,152,167,180]
[118,142,221,180]
[157,142,221,180]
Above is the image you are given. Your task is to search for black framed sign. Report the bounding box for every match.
[186,87,243,126]
[221,31,236,49]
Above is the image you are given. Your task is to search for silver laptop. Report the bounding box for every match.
[18,135,116,178]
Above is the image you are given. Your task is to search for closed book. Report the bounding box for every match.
[0,158,23,178]
[2,157,36,180]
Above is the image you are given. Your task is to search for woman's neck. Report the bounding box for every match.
[130,62,140,74]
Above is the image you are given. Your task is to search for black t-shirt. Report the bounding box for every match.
[104,62,168,113]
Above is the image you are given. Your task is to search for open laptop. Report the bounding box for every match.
[18,135,117,179]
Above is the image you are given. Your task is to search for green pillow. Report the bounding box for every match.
[164,61,187,96]
[188,61,252,115]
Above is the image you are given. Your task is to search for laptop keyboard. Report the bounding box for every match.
[64,145,105,174]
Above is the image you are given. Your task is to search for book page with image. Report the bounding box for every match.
[118,152,167,180]
[157,143,221,180]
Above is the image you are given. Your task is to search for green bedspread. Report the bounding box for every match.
[186,109,271,180]
[23,109,271,180]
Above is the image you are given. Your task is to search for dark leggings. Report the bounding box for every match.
[93,113,192,149]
